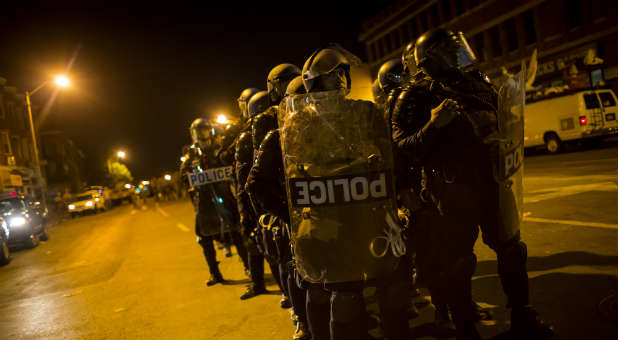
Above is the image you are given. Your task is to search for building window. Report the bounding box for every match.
[472,33,487,62]
[455,0,465,15]
[565,0,583,29]
[441,0,452,21]
[504,17,518,52]
[383,36,392,56]
[399,25,409,47]
[489,25,502,58]
[373,42,381,61]
[408,20,418,43]
[419,11,428,32]
[591,69,604,87]
[521,10,537,44]
[1,131,11,155]
[430,4,440,27]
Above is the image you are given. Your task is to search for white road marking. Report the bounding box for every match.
[63,290,83,297]
[130,210,137,215]
[155,203,169,217]
[524,181,617,203]
[114,307,127,313]
[176,223,190,232]
[524,216,617,229]
[141,205,148,211]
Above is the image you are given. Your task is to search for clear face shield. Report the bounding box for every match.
[440,32,477,69]
[417,31,477,72]
[267,77,284,104]
[193,127,215,149]
[238,99,248,119]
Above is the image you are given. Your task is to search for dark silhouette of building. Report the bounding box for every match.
[40,130,86,196]
[359,0,617,94]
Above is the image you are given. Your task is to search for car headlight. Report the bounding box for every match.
[9,216,26,227]
[1,221,8,237]
[85,201,93,207]
[68,204,75,210]
[95,197,100,202]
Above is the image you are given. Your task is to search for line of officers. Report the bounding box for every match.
[180,29,553,340]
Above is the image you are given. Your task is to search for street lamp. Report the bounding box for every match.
[180,156,186,162]
[107,150,127,174]
[164,174,172,181]
[24,74,70,209]
[216,114,229,124]
[117,150,126,159]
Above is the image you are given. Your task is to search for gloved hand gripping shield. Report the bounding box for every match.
[278,90,404,284]
[486,66,526,242]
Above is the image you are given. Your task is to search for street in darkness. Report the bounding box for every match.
[0,146,615,339]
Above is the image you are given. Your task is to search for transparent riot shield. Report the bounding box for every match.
[488,66,526,242]
[278,89,404,284]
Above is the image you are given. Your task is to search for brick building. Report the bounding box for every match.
[358,0,617,94]
[0,76,38,196]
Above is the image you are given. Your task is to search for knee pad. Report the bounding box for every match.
[499,240,527,269]
[331,290,364,323]
[307,284,330,305]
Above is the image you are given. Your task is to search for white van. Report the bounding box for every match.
[524,88,618,152]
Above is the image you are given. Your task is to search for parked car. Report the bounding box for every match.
[85,186,112,210]
[525,88,618,153]
[0,216,10,265]
[68,190,106,217]
[0,194,49,249]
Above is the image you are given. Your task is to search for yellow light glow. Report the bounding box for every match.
[54,75,70,88]
[216,114,229,124]
[141,180,150,185]
[180,156,187,162]
[124,184,132,189]
[164,174,172,181]
[117,151,126,159]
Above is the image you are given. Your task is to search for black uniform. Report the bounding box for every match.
[392,69,534,335]
[245,108,285,295]
[234,122,267,293]
[180,144,248,283]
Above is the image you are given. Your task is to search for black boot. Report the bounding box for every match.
[240,284,267,300]
[206,272,225,286]
[509,305,553,339]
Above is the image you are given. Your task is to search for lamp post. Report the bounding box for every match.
[24,75,70,209]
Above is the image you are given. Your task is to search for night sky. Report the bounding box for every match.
[0,3,394,183]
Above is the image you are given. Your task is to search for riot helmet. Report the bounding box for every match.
[190,118,216,150]
[237,88,260,120]
[302,47,351,93]
[401,42,417,75]
[414,28,477,77]
[247,90,270,118]
[267,63,301,105]
[377,58,404,94]
[284,75,307,97]
[252,113,278,149]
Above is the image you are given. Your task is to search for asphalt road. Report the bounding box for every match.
[0,146,616,339]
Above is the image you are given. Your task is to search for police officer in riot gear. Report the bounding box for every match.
[247,72,311,339]
[277,46,411,340]
[232,88,266,300]
[392,28,552,339]
[181,118,248,286]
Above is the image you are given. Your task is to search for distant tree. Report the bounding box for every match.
[108,160,133,186]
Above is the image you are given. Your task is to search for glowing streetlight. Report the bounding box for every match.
[216,114,229,124]
[54,75,70,88]
[117,150,126,159]
[164,174,172,181]
[180,156,187,162]
[25,74,71,210]
[141,180,150,185]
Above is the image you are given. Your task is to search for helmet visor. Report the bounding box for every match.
[442,32,477,68]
